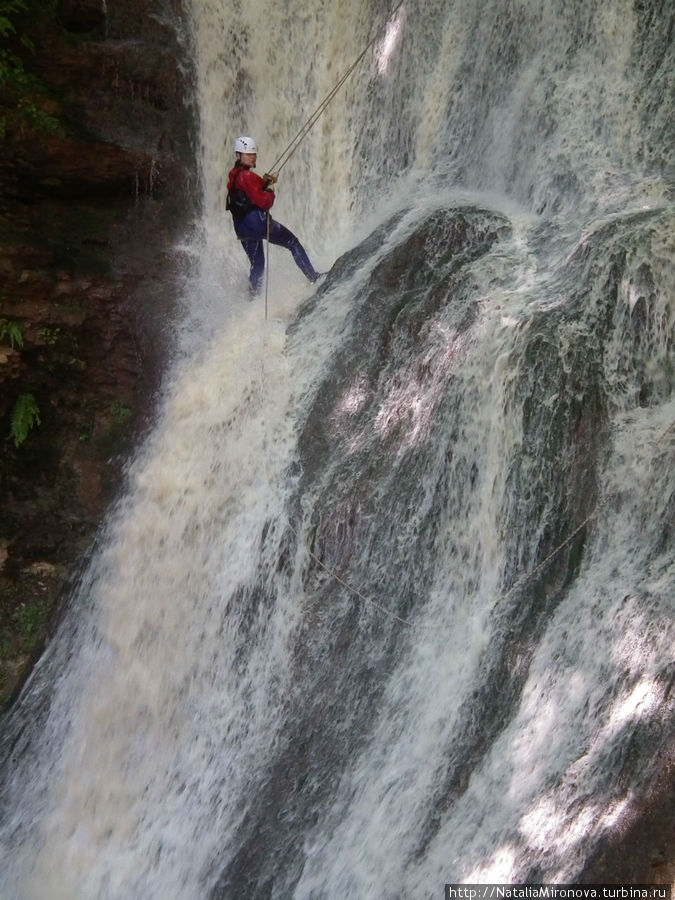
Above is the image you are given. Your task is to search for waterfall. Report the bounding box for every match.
[1,1,673,897]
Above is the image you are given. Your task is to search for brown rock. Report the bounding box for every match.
[0,0,197,708]
[57,0,106,33]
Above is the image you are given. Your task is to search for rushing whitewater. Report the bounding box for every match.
[1,0,673,897]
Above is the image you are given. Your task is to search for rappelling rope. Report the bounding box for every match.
[496,423,675,609]
[263,0,406,317]
[493,423,674,608]
[257,0,665,627]
[265,212,271,321]
[267,0,407,176]
[499,507,597,604]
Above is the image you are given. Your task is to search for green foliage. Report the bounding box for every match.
[16,96,59,133]
[0,1,29,36]
[0,1,31,87]
[112,400,132,426]
[0,317,24,348]
[0,0,61,137]
[0,0,56,37]
[18,597,49,643]
[9,391,40,446]
[36,324,60,344]
[0,591,53,702]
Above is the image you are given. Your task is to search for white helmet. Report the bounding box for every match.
[234,135,258,154]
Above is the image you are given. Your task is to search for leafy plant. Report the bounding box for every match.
[0,0,61,137]
[111,400,132,425]
[0,592,53,703]
[9,391,40,446]
[0,318,24,348]
[16,95,59,133]
[0,1,29,40]
[0,1,32,92]
[18,597,49,642]
[36,325,60,344]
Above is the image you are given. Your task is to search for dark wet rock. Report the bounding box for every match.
[0,0,197,707]
[57,0,106,33]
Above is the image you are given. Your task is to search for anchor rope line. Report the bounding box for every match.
[287,521,424,628]
[280,417,674,628]
[268,0,406,176]
[500,507,598,605]
[289,503,600,631]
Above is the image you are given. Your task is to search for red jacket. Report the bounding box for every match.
[227,165,275,212]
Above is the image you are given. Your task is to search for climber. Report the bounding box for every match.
[226,135,323,296]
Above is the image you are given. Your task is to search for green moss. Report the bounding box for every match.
[17,596,49,644]
[112,400,132,426]
[97,400,134,457]
[0,583,57,708]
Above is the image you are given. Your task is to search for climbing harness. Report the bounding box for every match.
[226,169,256,219]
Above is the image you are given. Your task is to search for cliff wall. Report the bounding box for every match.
[0,0,198,705]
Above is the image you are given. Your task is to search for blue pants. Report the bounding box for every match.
[234,210,318,294]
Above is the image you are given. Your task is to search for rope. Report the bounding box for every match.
[290,505,599,631]
[264,212,270,320]
[268,0,406,176]
[255,0,665,627]
[500,508,597,604]
[293,523,426,629]
[261,0,405,317]
[309,417,675,627]
[657,421,674,443]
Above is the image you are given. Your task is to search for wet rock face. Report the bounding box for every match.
[57,0,106,33]
[0,0,197,706]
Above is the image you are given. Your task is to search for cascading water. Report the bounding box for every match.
[1,1,673,897]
